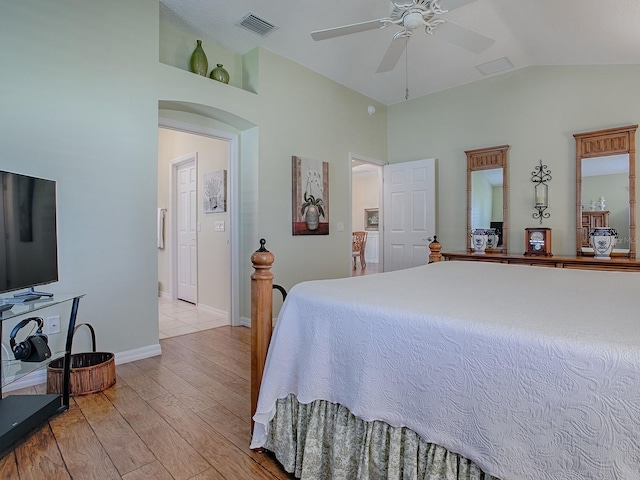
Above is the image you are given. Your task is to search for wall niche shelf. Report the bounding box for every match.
[0,293,84,454]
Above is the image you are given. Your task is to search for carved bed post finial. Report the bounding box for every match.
[251,239,274,432]
[428,235,442,263]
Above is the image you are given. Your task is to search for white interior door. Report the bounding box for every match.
[177,160,197,303]
[383,158,436,272]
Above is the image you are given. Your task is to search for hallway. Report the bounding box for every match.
[158,297,229,339]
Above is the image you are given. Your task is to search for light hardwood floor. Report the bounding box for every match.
[351,262,379,277]
[0,326,295,479]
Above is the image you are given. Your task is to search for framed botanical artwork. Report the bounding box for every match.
[365,208,379,231]
[203,170,226,213]
[292,156,329,235]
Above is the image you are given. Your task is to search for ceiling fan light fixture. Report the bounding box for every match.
[403,12,426,30]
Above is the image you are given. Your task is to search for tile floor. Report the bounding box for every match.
[158,297,229,339]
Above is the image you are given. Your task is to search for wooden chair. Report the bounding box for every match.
[352,231,368,269]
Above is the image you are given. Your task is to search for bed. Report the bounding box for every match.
[249,248,640,479]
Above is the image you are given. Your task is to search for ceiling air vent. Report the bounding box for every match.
[476,57,514,76]
[237,13,278,37]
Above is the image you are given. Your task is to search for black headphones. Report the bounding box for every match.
[10,316,48,361]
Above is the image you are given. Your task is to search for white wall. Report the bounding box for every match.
[389,65,640,256]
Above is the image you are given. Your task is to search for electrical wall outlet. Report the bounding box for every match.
[214,221,225,232]
[46,315,61,335]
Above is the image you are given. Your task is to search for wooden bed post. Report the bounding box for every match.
[251,239,274,431]
[428,235,442,263]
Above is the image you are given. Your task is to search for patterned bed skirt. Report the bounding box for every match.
[265,394,500,480]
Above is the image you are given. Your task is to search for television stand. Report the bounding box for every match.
[0,294,84,453]
[7,287,54,304]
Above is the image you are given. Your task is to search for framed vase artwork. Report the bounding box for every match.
[365,208,379,231]
[292,156,329,235]
[203,170,226,213]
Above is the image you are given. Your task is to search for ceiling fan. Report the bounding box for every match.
[311,0,495,73]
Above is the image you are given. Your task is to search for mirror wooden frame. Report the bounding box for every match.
[466,145,509,254]
[574,125,637,258]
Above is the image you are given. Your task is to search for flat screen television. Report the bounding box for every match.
[0,170,58,300]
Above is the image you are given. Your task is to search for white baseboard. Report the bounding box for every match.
[236,316,279,328]
[198,304,227,318]
[4,369,48,392]
[114,343,162,365]
[158,290,170,299]
[3,343,163,393]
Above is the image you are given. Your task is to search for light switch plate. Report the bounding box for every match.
[215,221,225,232]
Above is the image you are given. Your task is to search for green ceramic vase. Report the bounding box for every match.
[190,40,208,76]
[210,64,229,84]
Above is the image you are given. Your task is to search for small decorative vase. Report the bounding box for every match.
[190,40,208,76]
[305,205,319,231]
[471,228,489,254]
[210,64,229,84]
[598,197,606,210]
[590,227,618,259]
[485,228,498,249]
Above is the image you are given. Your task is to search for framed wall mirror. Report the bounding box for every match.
[574,125,637,258]
[466,145,509,253]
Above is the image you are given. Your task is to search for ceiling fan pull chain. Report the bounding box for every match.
[405,37,409,100]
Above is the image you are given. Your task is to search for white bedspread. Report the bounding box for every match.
[251,261,640,480]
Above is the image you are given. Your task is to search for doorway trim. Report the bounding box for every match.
[349,152,385,271]
[159,117,240,326]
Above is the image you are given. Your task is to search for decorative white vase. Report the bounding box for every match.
[471,228,489,254]
[305,205,319,230]
[589,227,617,259]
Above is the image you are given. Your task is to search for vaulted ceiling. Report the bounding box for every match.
[159,0,640,105]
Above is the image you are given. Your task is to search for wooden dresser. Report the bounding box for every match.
[581,210,609,247]
[441,251,640,272]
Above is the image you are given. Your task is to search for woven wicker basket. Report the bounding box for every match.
[47,323,116,396]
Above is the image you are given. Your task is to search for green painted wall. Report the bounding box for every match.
[6,0,639,359]
[389,65,640,255]
[1,0,388,356]
[1,0,161,352]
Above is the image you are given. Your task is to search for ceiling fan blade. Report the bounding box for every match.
[435,20,494,54]
[376,36,408,73]
[438,0,477,11]
[311,19,388,41]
